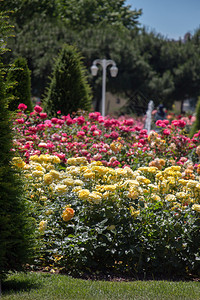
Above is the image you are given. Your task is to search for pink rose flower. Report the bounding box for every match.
[18,103,27,111]
[34,105,43,113]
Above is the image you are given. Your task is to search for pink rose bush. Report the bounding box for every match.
[11,105,200,278]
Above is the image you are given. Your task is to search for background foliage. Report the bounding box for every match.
[7,56,33,112]
[1,0,200,113]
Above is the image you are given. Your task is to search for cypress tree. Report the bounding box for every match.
[190,97,200,137]
[43,44,92,116]
[7,56,33,112]
[0,12,35,284]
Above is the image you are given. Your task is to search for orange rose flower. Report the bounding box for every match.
[62,207,75,222]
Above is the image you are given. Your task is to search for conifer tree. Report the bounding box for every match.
[7,56,33,111]
[43,44,92,116]
[190,97,200,137]
[0,11,35,284]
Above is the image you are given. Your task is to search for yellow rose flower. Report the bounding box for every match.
[43,173,54,184]
[136,176,151,185]
[178,179,187,186]
[176,192,187,199]
[167,176,176,184]
[38,154,51,163]
[55,184,68,194]
[32,170,44,177]
[62,178,74,186]
[29,155,39,162]
[89,191,102,204]
[187,180,198,188]
[104,185,117,192]
[49,170,60,179]
[116,168,127,176]
[50,155,61,164]
[165,194,176,202]
[83,170,95,179]
[155,172,163,180]
[138,167,149,172]
[128,188,139,199]
[91,166,109,175]
[39,220,47,232]
[67,157,77,165]
[12,157,26,168]
[45,163,55,171]
[35,165,46,172]
[123,166,134,175]
[72,186,82,193]
[74,179,84,186]
[77,189,90,199]
[67,166,79,176]
[75,157,88,165]
[192,204,200,212]
[150,194,161,202]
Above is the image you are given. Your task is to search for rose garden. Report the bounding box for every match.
[10,103,200,279]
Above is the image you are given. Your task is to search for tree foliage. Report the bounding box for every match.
[7,56,33,111]
[0,11,35,280]
[43,44,92,116]
[190,96,200,137]
[2,0,200,114]
[55,0,142,30]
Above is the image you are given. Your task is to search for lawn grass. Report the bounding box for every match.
[1,272,200,300]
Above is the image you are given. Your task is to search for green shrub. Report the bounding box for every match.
[0,59,36,281]
[42,44,92,116]
[190,96,200,137]
[7,56,33,112]
[0,13,35,281]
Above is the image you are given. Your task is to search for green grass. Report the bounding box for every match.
[1,272,200,300]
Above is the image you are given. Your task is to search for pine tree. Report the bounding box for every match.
[7,56,33,111]
[43,44,92,116]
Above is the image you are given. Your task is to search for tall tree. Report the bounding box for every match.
[43,44,92,116]
[0,11,35,283]
[7,56,33,111]
[56,0,142,30]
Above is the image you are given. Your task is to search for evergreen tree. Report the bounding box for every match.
[7,56,33,111]
[0,11,35,283]
[43,44,92,116]
[190,97,200,137]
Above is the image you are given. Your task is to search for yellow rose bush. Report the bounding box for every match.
[17,153,200,278]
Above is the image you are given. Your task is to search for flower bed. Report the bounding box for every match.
[12,104,200,278]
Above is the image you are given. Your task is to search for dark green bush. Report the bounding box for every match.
[190,96,200,137]
[7,56,33,112]
[0,12,35,281]
[42,44,92,116]
[0,58,36,280]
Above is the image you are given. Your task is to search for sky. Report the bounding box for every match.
[126,0,200,40]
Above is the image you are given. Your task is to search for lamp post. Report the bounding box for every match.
[91,59,118,117]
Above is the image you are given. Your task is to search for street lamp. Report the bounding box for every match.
[91,59,118,117]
